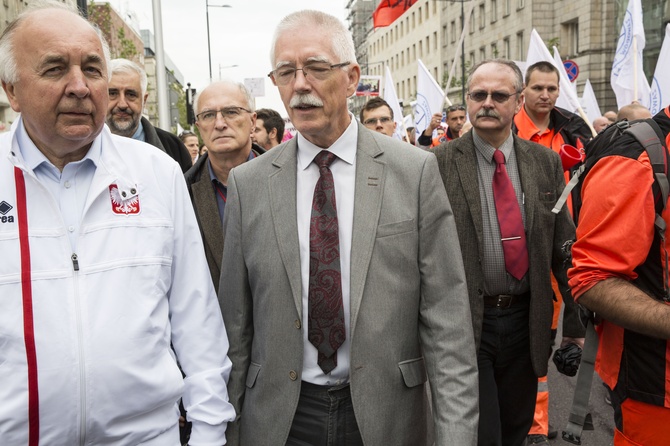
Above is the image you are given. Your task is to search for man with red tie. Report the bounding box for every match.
[433,59,581,446]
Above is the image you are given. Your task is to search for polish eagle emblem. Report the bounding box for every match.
[109,184,140,215]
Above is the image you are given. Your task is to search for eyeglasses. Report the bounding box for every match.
[363,117,393,126]
[196,106,251,124]
[179,130,195,138]
[467,91,518,103]
[268,62,350,86]
[446,104,466,112]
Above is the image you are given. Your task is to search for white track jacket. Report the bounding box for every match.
[0,121,234,445]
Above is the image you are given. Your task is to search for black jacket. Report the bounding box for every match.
[184,143,266,292]
[141,116,192,173]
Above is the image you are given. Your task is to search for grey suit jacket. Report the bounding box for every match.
[219,123,479,445]
[433,132,580,376]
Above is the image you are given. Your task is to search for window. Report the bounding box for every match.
[479,46,486,61]
[504,0,511,16]
[563,20,579,57]
[413,43,416,59]
[491,0,497,23]
[491,42,498,58]
[479,4,486,29]
[419,40,423,57]
[412,12,415,28]
[517,30,525,59]
[401,50,405,67]
[451,20,457,43]
[469,51,476,67]
[426,36,430,54]
[503,36,511,59]
[443,25,448,45]
[518,0,525,9]
[469,9,475,34]
[425,2,429,20]
[418,7,422,24]
[434,31,438,50]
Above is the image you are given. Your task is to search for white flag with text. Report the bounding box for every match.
[650,24,670,115]
[415,59,444,136]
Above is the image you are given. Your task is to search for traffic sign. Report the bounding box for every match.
[563,60,579,82]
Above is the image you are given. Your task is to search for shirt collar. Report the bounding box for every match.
[297,112,358,171]
[131,120,145,142]
[207,150,256,184]
[472,129,515,163]
[16,117,101,176]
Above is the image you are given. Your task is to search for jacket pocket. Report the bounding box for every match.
[376,219,415,238]
[245,362,261,388]
[398,357,427,388]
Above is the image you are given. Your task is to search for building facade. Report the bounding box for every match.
[348,0,670,117]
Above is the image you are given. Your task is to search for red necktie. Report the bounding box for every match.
[492,149,529,280]
[308,150,345,374]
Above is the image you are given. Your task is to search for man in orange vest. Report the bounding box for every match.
[513,61,589,445]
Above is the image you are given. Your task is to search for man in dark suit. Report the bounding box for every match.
[106,58,192,172]
[219,9,478,446]
[433,59,581,446]
[184,80,265,293]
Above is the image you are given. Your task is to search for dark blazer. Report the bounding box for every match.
[220,123,478,445]
[184,144,265,293]
[433,131,581,376]
[141,116,192,173]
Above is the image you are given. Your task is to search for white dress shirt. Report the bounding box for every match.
[296,115,357,386]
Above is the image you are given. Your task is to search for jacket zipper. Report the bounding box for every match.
[72,253,86,445]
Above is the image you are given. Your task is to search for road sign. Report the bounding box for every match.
[563,60,579,82]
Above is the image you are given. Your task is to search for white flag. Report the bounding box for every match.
[415,59,444,136]
[580,79,602,124]
[611,0,650,109]
[552,46,580,112]
[383,65,405,141]
[650,24,670,115]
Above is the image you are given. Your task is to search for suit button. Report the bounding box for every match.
[289,370,298,381]
[294,319,301,329]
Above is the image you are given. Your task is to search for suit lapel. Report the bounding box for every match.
[349,126,385,336]
[454,134,484,245]
[269,140,303,317]
[192,163,223,273]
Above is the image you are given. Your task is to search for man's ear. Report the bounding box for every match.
[3,81,21,112]
[269,127,277,142]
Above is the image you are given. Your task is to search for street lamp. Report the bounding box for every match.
[219,64,239,80]
[206,1,232,81]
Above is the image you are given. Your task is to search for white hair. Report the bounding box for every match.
[0,0,111,84]
[193,80,255,115]
[270,10,357,69]
[110,59,148,96]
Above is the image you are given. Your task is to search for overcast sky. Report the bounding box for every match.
[103,0,348,116]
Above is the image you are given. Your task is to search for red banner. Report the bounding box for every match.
[372,0,417,29]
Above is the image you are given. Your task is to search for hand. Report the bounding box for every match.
[561,337,585,349]
[423,112,443,136]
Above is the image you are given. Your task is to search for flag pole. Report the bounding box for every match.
[633,35,639,102]
[444,1,477,108]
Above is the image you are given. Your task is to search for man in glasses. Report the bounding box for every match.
[185,80,265,292]
[433,59,578,446]
[106,58,192,173]
[218,9,478,446]
[359,97,396,137]
[513,61,590,445]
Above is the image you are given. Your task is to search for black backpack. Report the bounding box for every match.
[554,119,670,444]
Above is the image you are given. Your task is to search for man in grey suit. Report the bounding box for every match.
[219,9,478,446]
[433,59,581,446]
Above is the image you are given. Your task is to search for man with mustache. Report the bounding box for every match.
[218,9,478,446]
[106,58,192,173]
[185,80,265,293]
[433,59,578,446]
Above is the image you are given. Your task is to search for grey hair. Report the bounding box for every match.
[193,80,255,115]
[270,10,357,69]
[466,59,523,94]
[0,0,111,84]
[110,58,148,96]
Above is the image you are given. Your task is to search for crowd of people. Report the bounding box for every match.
[2,1,670,446]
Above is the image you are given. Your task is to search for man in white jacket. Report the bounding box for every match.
[0,2,234,445]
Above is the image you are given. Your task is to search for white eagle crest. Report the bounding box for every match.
[109,185,140,215]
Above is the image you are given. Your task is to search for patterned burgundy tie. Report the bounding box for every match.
[308,150,345,374]
[492,149,529,280]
